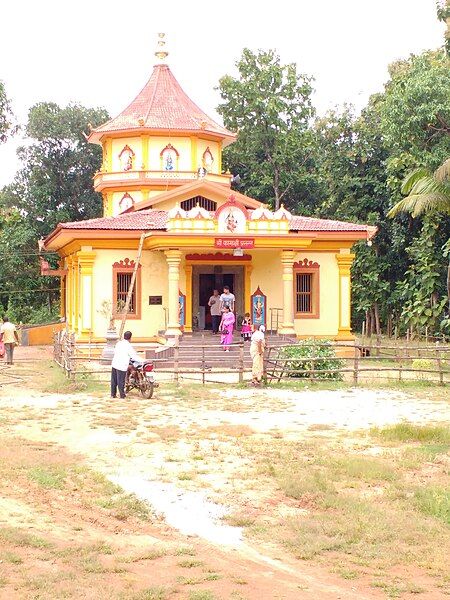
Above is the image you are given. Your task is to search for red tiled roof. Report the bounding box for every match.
[56,210,370,233]
[289,215,368,232]
[59,210,168,231]
[89,64,235,141]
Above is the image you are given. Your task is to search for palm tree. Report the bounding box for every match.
[388,158,450,315]
[387,159,450,218]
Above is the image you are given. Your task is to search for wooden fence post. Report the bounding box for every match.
[436,341,444,385]
[174,340,179,384]
[353,344,359,385]
[398,346,403,382]
[238,342,244,384]
[201,333,205,386]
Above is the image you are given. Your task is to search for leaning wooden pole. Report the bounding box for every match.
[119,232,148,339]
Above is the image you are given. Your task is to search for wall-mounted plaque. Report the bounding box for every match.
[149,296,163,305]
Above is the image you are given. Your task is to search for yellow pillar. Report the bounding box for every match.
[60,272,66,319]
[77,249,96,339]
[279,250,296,336]
[335,253,355,340]
[106,138,113,171]
[72,255,80,334]
[185,264,193,333]
[141,135,149,170]
[191,137,198,171]
[165,249,182,338]
[244,264,253,315]
[66,256,73,329]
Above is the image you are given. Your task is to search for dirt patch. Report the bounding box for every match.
[1,351,449,599]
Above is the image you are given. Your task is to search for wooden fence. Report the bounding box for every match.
[52,332,450,387]
[265,341,450,385]
[52,331,250,384]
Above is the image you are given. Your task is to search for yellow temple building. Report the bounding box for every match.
[43,36,376,343]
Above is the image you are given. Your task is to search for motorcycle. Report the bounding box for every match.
[125,359,158,399]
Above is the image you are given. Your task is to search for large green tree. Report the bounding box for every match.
[0,102,109,322]
[1,102,109,237]
[217,48,317,211]
[0,80,15,143]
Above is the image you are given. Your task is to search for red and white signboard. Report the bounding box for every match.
[215,238,255,249]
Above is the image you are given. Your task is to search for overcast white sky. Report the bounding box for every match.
[0,0,444,187]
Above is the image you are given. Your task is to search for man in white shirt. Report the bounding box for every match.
[111,330,141,399]
[207,289,222,334]
[219,286,235,313]
[0,316,19,365]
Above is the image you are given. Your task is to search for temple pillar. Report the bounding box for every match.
[165,249,182,338]
[77,249,96,338]
[244,264,253,315]
[66,256,73,329]
[185,264,193,333]
[72,255,80,334]
[335,252,355,340]
[279,250,296,336]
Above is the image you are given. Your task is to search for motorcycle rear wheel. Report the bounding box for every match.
[141,381,154,399]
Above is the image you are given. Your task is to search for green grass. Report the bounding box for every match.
[370,423,450,444]
[95,492,152,521]
[329,456,397,482]
[132,587,170,600]
[188,592,217,600]
[27,465,67,489]
[414,486,450,525]
[249,437,450,588]
[174,546,196,556]
[177,558,204,568]
[0,527,52,549]
[0,551,23,564]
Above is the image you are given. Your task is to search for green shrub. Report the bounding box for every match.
[278,339,344,380]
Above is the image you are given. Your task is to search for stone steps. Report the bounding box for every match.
[150,332,291,369]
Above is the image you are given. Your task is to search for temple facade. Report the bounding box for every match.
[43,36,376,343]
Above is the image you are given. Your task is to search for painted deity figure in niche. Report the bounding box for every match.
[226,211,237,233]
[253,296,265,325]
[119,145,134,171]
[163,149,175,171]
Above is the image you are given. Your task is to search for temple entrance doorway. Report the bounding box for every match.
[193,266,243,330]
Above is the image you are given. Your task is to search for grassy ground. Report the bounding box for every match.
[240,422,450,598]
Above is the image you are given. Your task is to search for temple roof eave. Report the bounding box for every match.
[87,127,237,147]
[44,226,375,255]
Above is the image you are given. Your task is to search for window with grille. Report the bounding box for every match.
[296,273,312,313]
[294,260,320,318]
[116,272,136,314]
[112,259,141,319]
[181,196,217,212]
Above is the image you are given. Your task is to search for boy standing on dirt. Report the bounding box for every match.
[0,316,20,365]
[111,331,141,399]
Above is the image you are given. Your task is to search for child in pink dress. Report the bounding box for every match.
[241,313,252,342]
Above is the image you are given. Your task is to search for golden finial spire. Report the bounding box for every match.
[155,33,169,63]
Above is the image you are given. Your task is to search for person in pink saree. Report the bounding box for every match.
[219,306,235,351]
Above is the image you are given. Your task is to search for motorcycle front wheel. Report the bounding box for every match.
[140,381,154,399]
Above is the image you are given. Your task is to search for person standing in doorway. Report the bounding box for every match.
[219,306,235,351]
[250,324,266,386]
[111,330,141,399]
[208,289,222,334]
[220,285,235,313]
[0,316,19,365]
